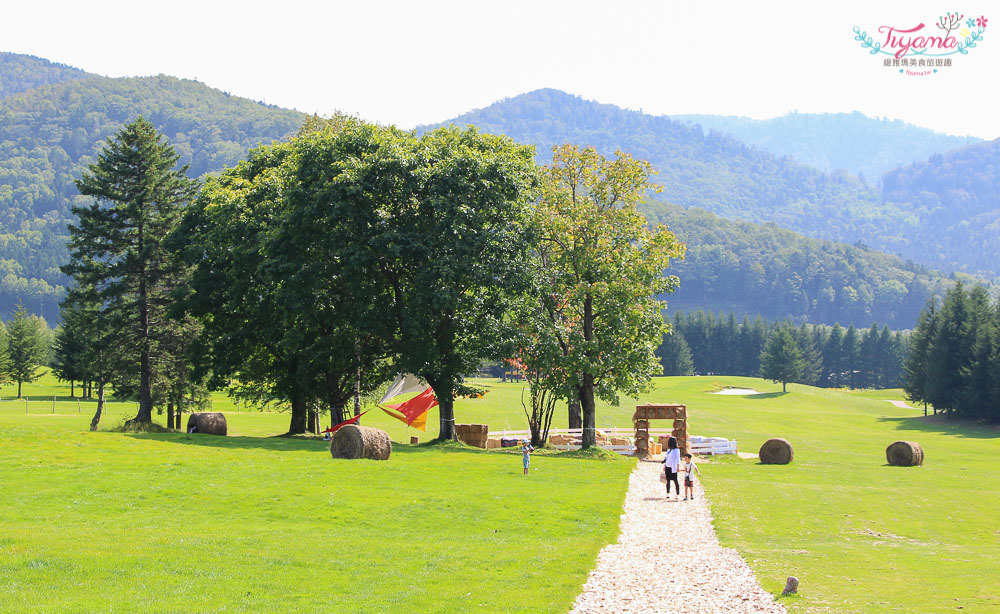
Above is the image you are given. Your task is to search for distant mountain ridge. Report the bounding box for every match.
[0,53,92,99]
[425,88,1000,280]
[0,56,988,330]
[672,111,980,182]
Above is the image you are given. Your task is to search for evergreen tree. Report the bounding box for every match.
[794,321,823,385]
[65,117,198,425]
[51,317,87,397]
[903,299,938,412]
[656,330,694,376]
[843,325,860,388]
[925,283,972,418]
[858,324,880,388]
[7,303,48,398]
[760,326,808,392]
[823,324,845,387]
[956,286,993,419]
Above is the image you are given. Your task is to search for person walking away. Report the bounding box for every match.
[663,436,680,499]
[522,440,534,475]
[682,453,702,501]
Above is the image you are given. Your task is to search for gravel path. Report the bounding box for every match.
[887,399,916,409]
[570,460,786,614]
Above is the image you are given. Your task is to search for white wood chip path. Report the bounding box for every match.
[570,460,786,614]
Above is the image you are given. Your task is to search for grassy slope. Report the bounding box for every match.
[3,373,999,612]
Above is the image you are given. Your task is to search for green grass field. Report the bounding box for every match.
[2,372,999,612]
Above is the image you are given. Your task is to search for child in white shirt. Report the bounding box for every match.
[682,453,701,501]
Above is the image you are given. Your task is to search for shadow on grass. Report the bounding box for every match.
[744,392,786,400]
[125,431,328,453]
[124,433,494,456]
[877,414,1000,439]
[125,433,634,461]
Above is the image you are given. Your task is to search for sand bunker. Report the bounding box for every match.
[712,387,761,395]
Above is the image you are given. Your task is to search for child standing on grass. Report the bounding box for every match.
[522,440,534,475]
[682,453,701,501]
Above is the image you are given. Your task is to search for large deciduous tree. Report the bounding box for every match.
[525,145,685,448]
[65,117,198,425]
[312,123,539,440]
[178,122,394,434]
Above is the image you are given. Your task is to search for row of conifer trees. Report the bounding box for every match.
[904,282,1000,421]
[658,311,908,390]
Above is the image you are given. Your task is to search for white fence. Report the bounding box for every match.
[488,427,737,456]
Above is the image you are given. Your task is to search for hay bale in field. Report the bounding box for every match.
[454,424,488,448]
[886,440,923,466]
[550,434,578,446]
[486,437,501,449]
[758,438,793,464]
[330,425,392,460]
[186,412,227,436]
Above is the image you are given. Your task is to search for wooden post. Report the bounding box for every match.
[53,396,56,413]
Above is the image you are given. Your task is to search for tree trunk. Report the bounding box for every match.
[307,407,317,434]
[133,212,153,424]
[782,380,787,393]
[70,380,75,398]
[167,401,175,430]
[333,401,349,424]
[354,356,361,421]
[580,292,597,448]
[288,397,308,434]
[428,376,456,441]
[579,375,597,448]
[568,397,582,430]
[89,382,105,431]
[17,379,22,399]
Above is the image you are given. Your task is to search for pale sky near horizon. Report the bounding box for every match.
[3,0,997,138]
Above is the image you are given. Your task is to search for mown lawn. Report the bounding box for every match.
[3,372,999,612]
[0,417,632,612]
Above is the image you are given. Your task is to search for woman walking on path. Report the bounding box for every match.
[663,436,681,499]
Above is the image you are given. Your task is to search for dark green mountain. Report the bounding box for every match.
[672,111,979,182]
[647,202,956,329]
[881,139,1000,276]
[0,62,305,320]
[426,89,999,279]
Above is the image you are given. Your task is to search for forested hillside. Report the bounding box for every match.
[0,53,91,99]
[672,111,979,181]
[648,203,958,329]
[0,64,304,320]
[427,89,1000,279]
[881,139,1000,276]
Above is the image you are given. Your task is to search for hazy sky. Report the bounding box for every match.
[3,0,997,137]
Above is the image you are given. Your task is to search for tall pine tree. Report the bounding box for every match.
[65,117,198,425]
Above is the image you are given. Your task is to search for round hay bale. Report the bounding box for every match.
[186,412,227,436]
[330,425,392,460]
[758,437,793,464]
[886,440,923,466]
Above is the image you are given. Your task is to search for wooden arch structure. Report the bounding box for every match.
[633,403,687,458]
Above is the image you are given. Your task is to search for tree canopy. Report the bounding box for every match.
[522,144,684,447]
